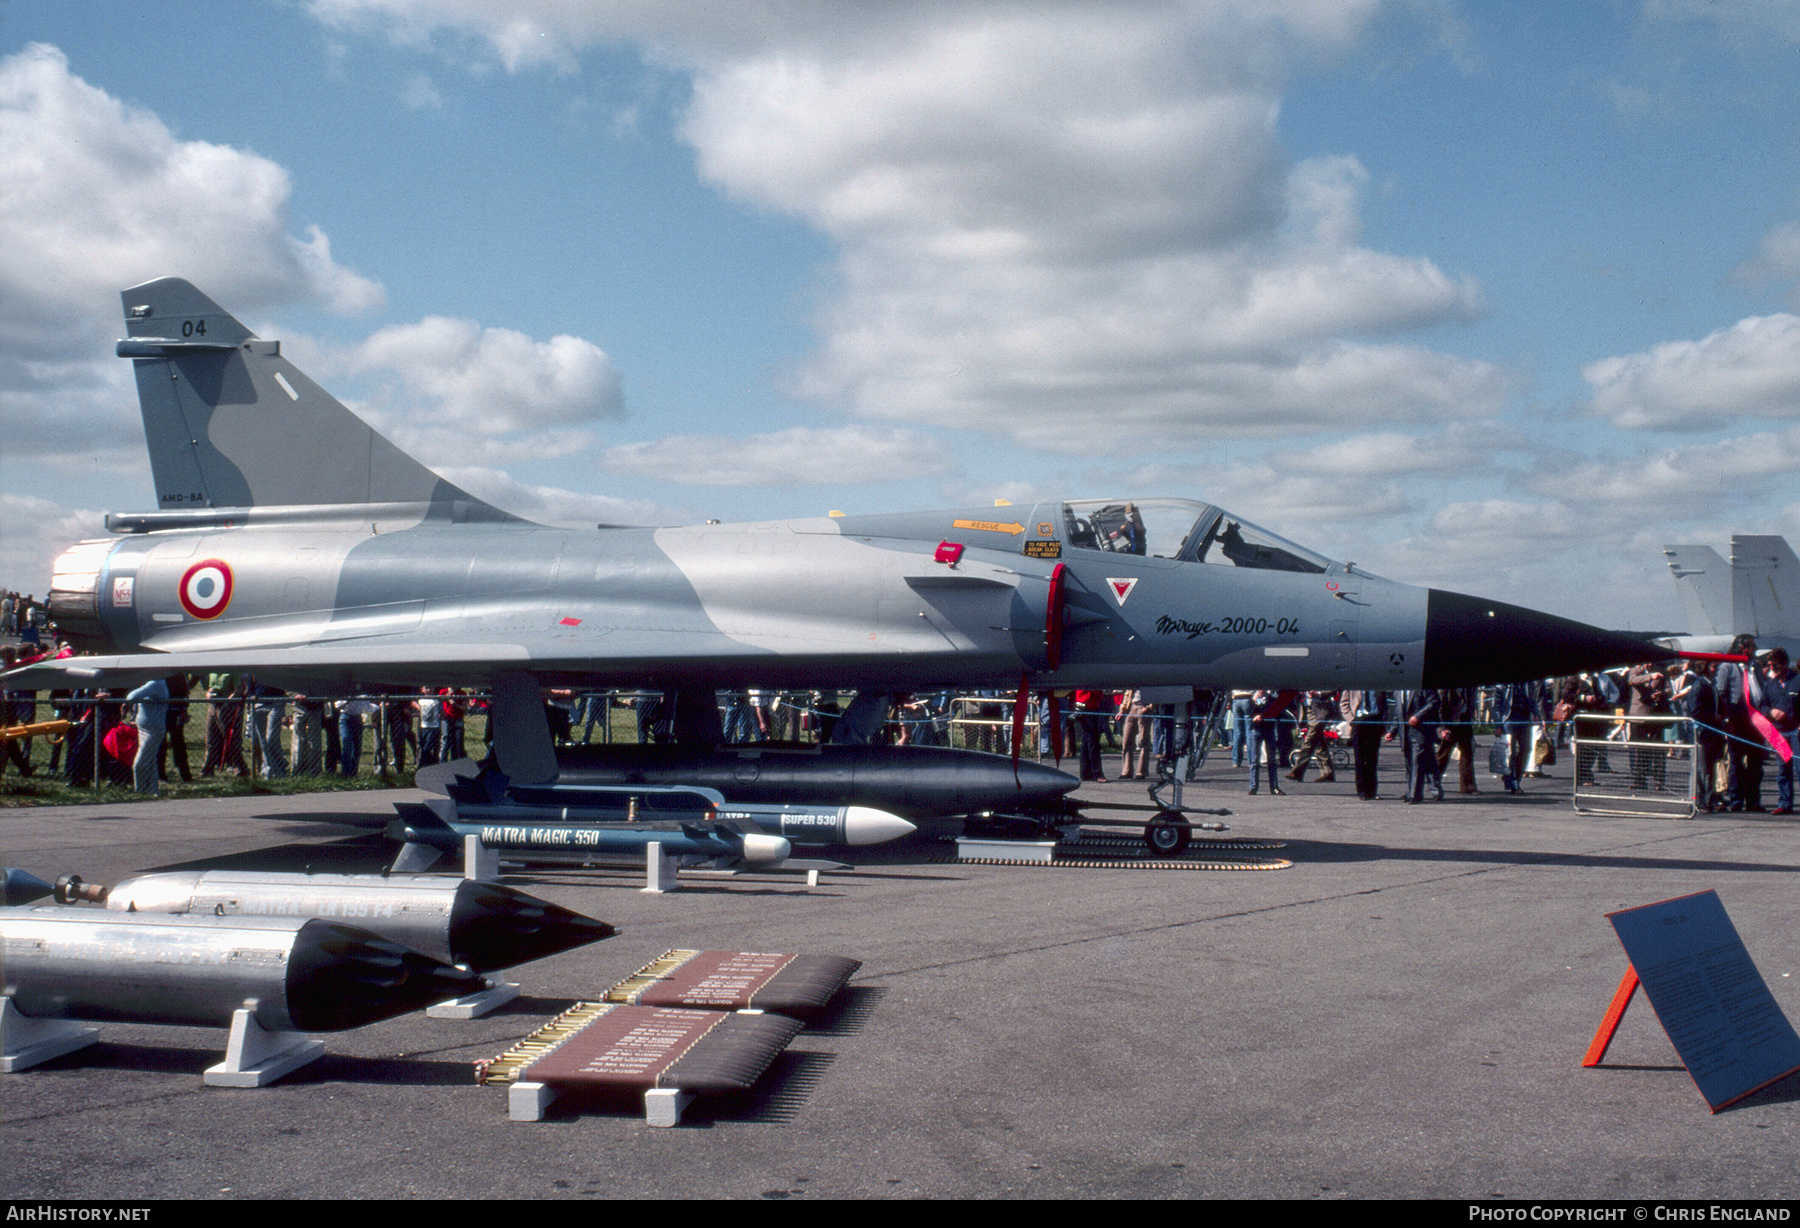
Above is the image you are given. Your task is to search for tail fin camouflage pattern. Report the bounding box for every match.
[117,277,512,519]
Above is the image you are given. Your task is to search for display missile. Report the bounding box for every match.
[390,799,793,867]
[429,766,917,846]
[0,910,483,1031]
[56,870,615,973]
[448,793,910,848]
[421,742,1077,824]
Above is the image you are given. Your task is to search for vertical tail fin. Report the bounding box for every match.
[1663,544,1731,638]
[1730,534,1800,641]
[118,277,511,518]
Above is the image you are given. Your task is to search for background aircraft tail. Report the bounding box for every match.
[1663,544,1731,638]
[117,277,512,519]
[1730,534,1800,641]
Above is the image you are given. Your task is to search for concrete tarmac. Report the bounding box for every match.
[2,753,1797,1201]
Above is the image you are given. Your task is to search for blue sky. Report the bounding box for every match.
[7,0,1800,633]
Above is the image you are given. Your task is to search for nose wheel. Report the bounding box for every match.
[1145,812,1192,857]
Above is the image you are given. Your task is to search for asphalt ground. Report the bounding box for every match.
[2,747,1798,1202]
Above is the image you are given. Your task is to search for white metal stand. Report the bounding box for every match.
[955,836,1058,863]
[643,1087,693,1127]
[463,833,499,881]
[508,1080,556,1121]
[642,841,679,893]
[505,1079,691,1126]
[428,979,520,1020]
[0,1000,97,1072]
[203,1008,324,1087]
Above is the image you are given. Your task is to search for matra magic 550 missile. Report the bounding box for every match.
[419,758,919,845]
[387,798,797,870]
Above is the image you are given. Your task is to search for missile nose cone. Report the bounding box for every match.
[739,833,793,864]
[2,868,55,906]
[287,919,486,1031]
[839,806,918,846]
[1011,756,1081,801]
[449,881,617,973]
[1422,588,1677,687]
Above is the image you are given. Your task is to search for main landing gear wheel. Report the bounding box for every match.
[1145,813,1192,857]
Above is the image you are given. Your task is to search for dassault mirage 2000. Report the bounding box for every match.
[12,278,1670,847]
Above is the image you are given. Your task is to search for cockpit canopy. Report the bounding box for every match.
[1061,499,1331,574]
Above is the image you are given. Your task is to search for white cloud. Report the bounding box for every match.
[307,2,1499,446]
[1122,456,1410,528]
[400,70,445,109]
[432,466,686,527]
[1540,428,1800,508]
[344,315,624,434]
[0,356,140,469]
[1283,423,1513,477]
[1429,498,1580,543]
[0,494,106,599]
[0,45,382,356]
[1584,314,1800,430]
[1643,0,1800,44]
[1733,221,1800,302]
[604,424,955,486]
[0,45,392,627]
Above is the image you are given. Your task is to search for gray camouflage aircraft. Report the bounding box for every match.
[14,278,1667,799]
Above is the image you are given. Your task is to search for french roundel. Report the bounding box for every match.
[179,559,234,620]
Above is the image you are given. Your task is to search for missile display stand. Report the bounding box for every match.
[1,997,327,1087]
[206,1008,326,1087]
[0,999,98,1072]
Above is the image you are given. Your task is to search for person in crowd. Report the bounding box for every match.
[1717,634,1765,812]
[1285,690,1339,784]
[1400,688,1443,803]
[1435,685,1478,794]
[125,675,169,795]
[1492,680,1541,795]
[1341,688,1389,801]
[1761,648,1799,814]
[1245,689,1295,796]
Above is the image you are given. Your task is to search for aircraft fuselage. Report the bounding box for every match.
[53,501,1437,693]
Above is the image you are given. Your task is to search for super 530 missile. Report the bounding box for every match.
[0,909,483,1032]
[431,743,1076,828]
[54,870,615,973]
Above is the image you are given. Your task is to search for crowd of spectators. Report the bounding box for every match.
[6,628,1800,814]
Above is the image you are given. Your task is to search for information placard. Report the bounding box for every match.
[1605,889,1800,1111]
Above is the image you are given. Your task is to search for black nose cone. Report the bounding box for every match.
[1423,588,1675,687]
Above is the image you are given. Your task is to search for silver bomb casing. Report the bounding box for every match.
[96,870,615,973]
[0,909,483,1032]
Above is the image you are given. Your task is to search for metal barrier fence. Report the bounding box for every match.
[1570,712,1696,818]
[3,689,1073,794]
[3,687,1244,794]
[0,693,489,791]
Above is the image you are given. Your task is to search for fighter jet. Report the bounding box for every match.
[14,278,1668,820]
